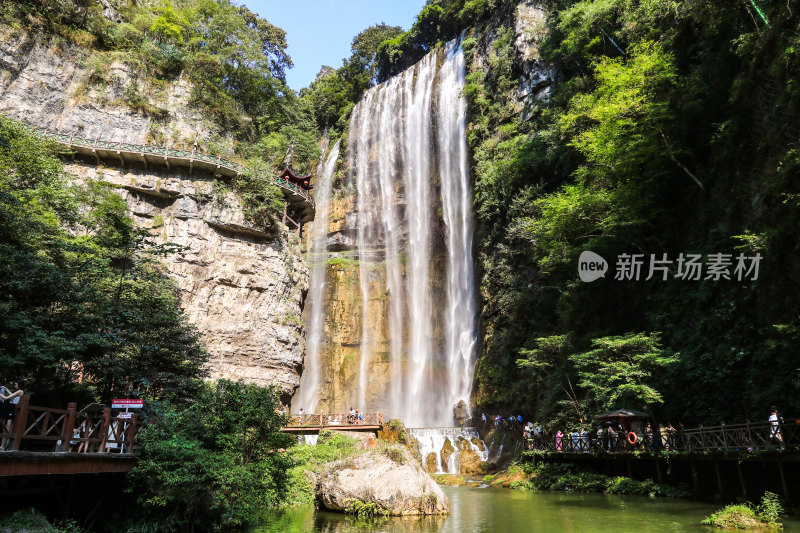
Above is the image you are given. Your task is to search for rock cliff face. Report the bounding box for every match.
[0,25,308,399]
[67,164,308,399]
[0,26,225,151]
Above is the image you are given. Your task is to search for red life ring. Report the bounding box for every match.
[627,431,638,445]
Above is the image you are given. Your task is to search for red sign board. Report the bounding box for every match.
[112,399,143,409]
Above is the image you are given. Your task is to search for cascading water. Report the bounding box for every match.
[408,427,489,474]
[346,38,477,427]
[295,139,340,413]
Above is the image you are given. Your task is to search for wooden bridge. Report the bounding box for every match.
[524,419,800,454]
[522,419,800,502]
[0,396,144,476]
[281,411,383,433]
[9,117,316,226]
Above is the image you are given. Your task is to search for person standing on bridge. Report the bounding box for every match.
[0,378,24,450]
[769,406,784,446]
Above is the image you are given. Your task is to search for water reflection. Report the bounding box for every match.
[252,486,800,533]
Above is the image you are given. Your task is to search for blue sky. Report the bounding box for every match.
[247,0,426,91]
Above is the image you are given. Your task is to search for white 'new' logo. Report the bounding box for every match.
[578,251,608,282]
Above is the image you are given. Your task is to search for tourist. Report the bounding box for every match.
[298,408,305,425]
[556,429,564,451]
[769,406,784,445]
[607,424,617,451]
[645,423,655,451]
[482,412,487,427]
[0,378,24,450]
[571,429,579,451]
[663,422,676,450]
[580,427,589,452]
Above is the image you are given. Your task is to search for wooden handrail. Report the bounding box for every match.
[524,418,800,454]
[284,411,383,428]
[0,397,145,454]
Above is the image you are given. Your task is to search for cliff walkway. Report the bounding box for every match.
[0,396,143,476]
[6,117,316,225]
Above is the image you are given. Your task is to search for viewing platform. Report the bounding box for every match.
[9,118,316,224]
[0,396,144,477]
[281,412,383,434]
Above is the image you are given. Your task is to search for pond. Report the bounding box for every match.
[253,486,800,532]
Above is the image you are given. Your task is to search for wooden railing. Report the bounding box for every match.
[525,420,800,454]
[284,411,383,428]
[9,119,315,208]
[0,396,144,454]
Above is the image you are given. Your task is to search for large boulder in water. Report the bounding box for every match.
[316,449,449,515]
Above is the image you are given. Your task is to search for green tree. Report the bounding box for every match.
[0,117,207,405]
[127,380,295,532]
[570,333,677,414]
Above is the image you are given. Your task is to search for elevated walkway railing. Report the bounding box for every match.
[0,396,143,454]
[6,117,315,215]
[524,419,800,454]
[282,411,383,430]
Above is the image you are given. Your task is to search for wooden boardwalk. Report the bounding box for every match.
[0,396,143,477]
[280,411,383,433]
[524,419,800,454]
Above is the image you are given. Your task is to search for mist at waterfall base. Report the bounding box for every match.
[295,38,477,428]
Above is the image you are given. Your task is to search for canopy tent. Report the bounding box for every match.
[593,408,651,434]
[593,408,651,420]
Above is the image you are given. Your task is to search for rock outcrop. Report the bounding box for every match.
[316,452,449,516]
[0,26,228,152]
[66,163,308,400]
[0,24,310,398]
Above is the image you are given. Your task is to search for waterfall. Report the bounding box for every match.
[295,139,340,413]
[348,38,477,427]
[408,427,489,474]
[438,40,477,418]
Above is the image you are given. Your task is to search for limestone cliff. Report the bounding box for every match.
[0,26,309,399]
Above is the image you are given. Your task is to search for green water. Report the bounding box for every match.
[252,486,800,533]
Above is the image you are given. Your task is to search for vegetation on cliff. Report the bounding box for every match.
[0,116,207,405]
[466,0,800,427]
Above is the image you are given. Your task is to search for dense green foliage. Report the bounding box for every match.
[126,380,295,532]
[471,0,800,428]
[701,491,783,529]
[520,459,690,498]
[375,0,519,81]
[0,117,207,405]
[0,508,81,533]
